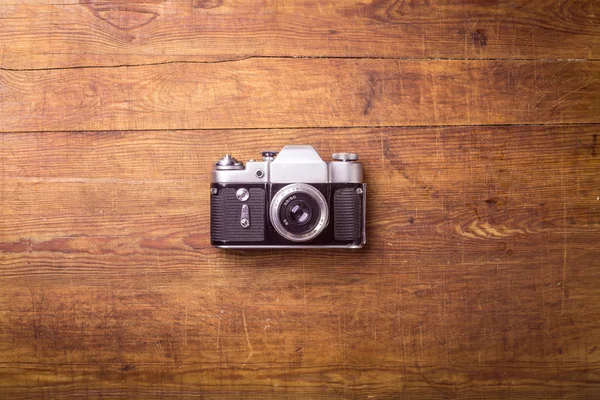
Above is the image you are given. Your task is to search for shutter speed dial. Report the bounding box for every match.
[332,153,359,161]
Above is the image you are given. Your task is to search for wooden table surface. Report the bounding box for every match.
[1,1,599,398]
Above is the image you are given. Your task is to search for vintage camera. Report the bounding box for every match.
[210,145,366,248]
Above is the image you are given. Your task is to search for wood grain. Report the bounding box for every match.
[0,0,599,69]
[2,0,600,397]
[1,59,600,132]
[1,125,599,398]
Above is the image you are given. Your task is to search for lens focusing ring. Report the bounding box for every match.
[270,183,329,242]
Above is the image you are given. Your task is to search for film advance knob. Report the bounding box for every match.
[332,152,359,162]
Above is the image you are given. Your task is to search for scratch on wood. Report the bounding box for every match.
[363,72,377,115]
[561,195,568,316]
[242,309,253,364]
[119,364,137,372]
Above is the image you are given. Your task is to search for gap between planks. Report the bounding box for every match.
[1,122,599,135]
[0,56,598,72]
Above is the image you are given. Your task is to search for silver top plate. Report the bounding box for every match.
[212,145,362,184]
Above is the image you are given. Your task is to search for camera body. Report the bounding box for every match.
[210,145,366,248]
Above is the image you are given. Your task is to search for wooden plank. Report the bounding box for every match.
[0,0,599,69]
[1,59,600,131]
[1,125,598,241]
[0,267,599,398]
[1,125,599,397]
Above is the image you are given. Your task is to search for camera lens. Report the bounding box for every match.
[281,195,318,234]
[270,184,329,242]
[286,200,312,226]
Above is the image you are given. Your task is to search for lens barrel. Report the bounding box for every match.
[270,184,328,242]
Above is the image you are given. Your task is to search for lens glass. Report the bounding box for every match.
[278,193,321,235]
[287,201,312,226]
